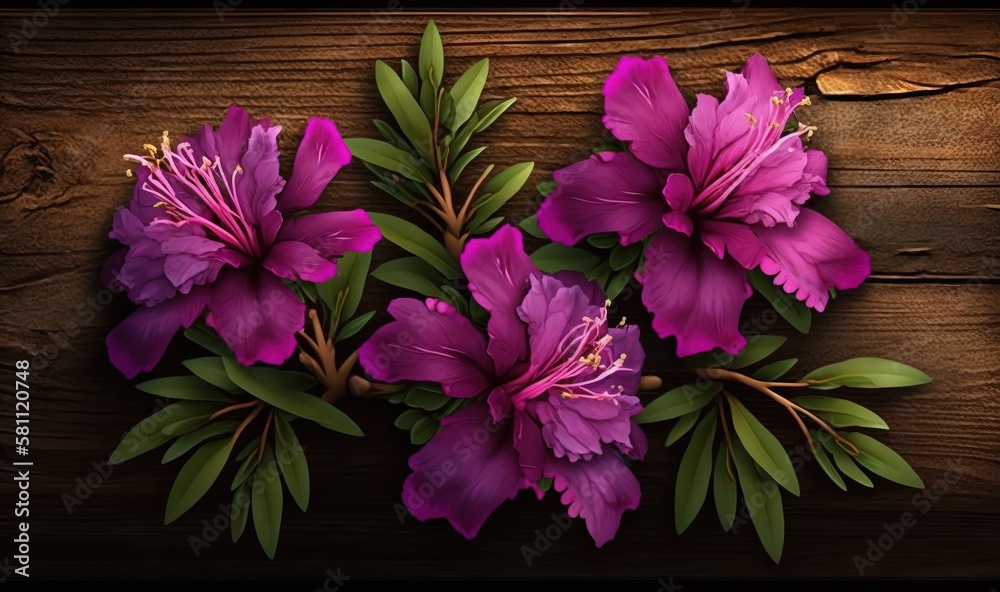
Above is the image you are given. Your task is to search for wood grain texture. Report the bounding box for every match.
[0,9,997,579]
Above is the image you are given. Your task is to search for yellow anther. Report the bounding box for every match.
[125,168,133,177]
[618,316,627,327]
[785,87,793,97]
[604,299,612,308]
[744,113,758,126]
[798,96,812,107]
[235,165,244,174]
[771,96,781,106]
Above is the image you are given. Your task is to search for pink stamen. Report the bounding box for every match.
[509,304,631,410]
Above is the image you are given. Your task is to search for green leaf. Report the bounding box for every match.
[336,310,377,343]
[634,382,722,424]
[280,371,319,393]
[748,269,812,334]
[231,477,252,543]
[538,477,553,492]
[231,444,261,490]
[110,402,224,465]
[473,216,506,235]
[752,358,798,382]
[183,357,241,394]
[339,250,371,322]
[530,243,602,276]
[820,435,873,487]
[343,137,430,182]
[439,92,457,130]
[449,146,486,182]
[369,212,462,279]
[184,325,231,356]
[372,118,412,150]
[666,410,702,447]
[474,98,516,133]
[438,285,469,317]
[802,358,932,389]
[164,438,234,524]
[236,436,261,461]
[810,431,847,491]
[375,60,433,159]
[252,445,283,559]
[842,432,924,488]
[730,336,787,369]
[468,162,534,230]
[371,257,446,298]
[536,180,557,197]
[519,215,548,239]
[713,445,737,531]
[448,58,489,130]
[609,242,642,271]
[587,233,620,249]
[792,395,888,430]
[731,438,785,563]
[162,420,238,464]
[410,416,439,445]
[223,360,363,436]
[418,20,444,86]
[448,115,479,161]
[161,414,213,437]
[405,385,450,411]
[605,268,632,300]
[275,414,310,512]
[394,409,424,430]
[136,375,233,403]
[400,59,419,99]
[419,79,436,120]
[727,396,800,496]
[675,406,718,534]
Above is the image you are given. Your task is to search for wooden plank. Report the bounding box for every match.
[0,9,997,579]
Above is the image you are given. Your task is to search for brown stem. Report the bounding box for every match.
[698,367,858,455]
[296,307,359,406]
[716,395,735,481]
[229,401,265,446]
[257,408,275,461]
[209,399,258,421]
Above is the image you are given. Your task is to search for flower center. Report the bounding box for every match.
[510,300,632,409]
[693,89,815,215]
[124,132,261,257]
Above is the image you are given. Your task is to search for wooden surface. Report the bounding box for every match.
[0,9,998,580]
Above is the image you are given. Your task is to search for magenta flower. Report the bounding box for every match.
[359,226,646,546]
[537,54,870,357]
[104,106,381,378]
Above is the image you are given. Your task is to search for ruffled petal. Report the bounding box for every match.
[602,55,690,170]
[402,403,523,539]
[262,240,338,283]
[276,209,381,259]
[461,225,538,376]
[538,151,668,246]
[279,118,353,212]
[204,268,305,366]
[106,288,210,378]
[546,451,641,547]
[753,208,871,312]
[637,229,752,356]
[358,298,493,398]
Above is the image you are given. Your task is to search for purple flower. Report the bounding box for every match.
[537,54,870,357]
[359,225,646,546]
[104,106,381,378]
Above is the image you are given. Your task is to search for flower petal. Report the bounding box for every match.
[531,390,641,463]
[461,225,538,376]
[546,451,641,547]
[263,240,338,283]
[235,123,284,231]
[602,55,689,170]
[276,209,382,259]
[358,298,492,398]
[754,208,871,312]
[204,268,305,366]
[513,409,546,486]
[215,105,254,172]
[279,118,353,212]
[106,288,210,378]
[538,151,667,246]
[402,403,523,539]
[517,273,603,370]
[638,229,752,356]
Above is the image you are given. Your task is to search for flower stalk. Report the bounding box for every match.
[297,308,360,404]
